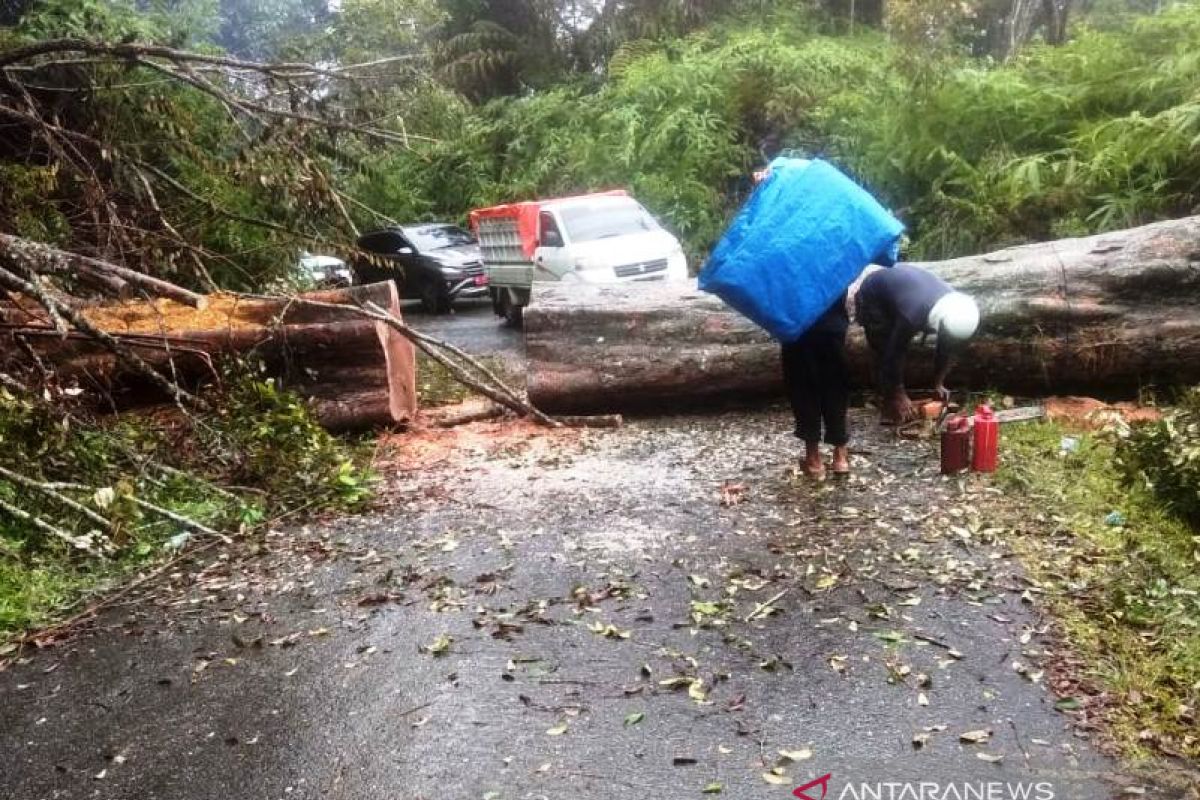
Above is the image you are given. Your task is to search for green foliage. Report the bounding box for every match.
[0,370,372,637]
[199,366,375,510]
[848,6,1200,257]
[355,17,896,261]
[350,3,1200,263]
[999,420,1200,759]
[1116,388,1200,525]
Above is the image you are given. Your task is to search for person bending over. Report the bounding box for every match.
[854,264,980,425]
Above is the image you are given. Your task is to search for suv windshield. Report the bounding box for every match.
[403,225,475,251]
[558,202,659,244]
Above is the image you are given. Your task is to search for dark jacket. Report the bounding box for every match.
[855,263,951,331]
[855,264,952,391]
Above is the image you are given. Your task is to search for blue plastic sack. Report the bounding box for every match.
[699,158,904,343]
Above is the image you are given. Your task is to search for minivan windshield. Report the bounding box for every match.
[559,201,660,244]
[403,225,476,251]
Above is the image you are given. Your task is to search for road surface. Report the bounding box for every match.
[0,409,1165,799]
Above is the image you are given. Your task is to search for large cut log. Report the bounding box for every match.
[526,216,1200,413]
[1,283,417,431]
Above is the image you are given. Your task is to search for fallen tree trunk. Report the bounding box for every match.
[526,216,1200,413]
[1,283,417,431]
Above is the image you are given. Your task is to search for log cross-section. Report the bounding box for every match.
[1,283,417,431]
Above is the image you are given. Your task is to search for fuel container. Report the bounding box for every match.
[972,404,999,473]
[940,415,971,475]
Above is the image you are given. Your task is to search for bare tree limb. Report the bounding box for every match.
[0,264,203,409]
[0,465,111,530]
[0,234,207,308]
[41,481,231,543]
[0,495,99,554]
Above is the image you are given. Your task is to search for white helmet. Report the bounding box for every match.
[928,292,980,341]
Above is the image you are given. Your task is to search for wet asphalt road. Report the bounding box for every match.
[0,407,1168,800]
[401,298,523,358]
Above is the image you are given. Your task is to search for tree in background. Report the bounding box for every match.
[215,0,333,60]
[821,0,885,29]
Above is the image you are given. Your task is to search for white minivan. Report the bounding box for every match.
[472,192,688,326]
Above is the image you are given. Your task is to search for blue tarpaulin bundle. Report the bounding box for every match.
[699,158,904,343]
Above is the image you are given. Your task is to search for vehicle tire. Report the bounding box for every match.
[503,298,524,329]
[420,282,451,315]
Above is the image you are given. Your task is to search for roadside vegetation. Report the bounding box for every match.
[356,4,1200,260]
[0,371,373,639]
[998,408,1200,761]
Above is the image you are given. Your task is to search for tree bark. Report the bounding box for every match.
[1,283,418,431]
[525,216,1200,414]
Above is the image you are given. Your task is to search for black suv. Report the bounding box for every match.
[352,224,488,314]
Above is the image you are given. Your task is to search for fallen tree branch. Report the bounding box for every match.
[41,481,232,543]
[360,301,522,406]
[0,235,206,307]
[0,465,112,531]
[744,588,791,623]
[0,264,203,409]
[435,404,507,428]
[0,495,98,554]
[254,293,560,427]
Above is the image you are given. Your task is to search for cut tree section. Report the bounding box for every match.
[525,216,1200,413]
[2,282,417,431]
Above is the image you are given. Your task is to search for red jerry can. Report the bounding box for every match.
[972,404,999,473]
[940,415,971,475]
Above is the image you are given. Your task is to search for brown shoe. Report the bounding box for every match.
[831,446,851,477]
[804,442,825,480]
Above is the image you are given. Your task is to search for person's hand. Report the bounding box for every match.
[753,168,770,185]
[935,383,951,403]
[882,390,917,425]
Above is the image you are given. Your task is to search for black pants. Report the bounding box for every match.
[781,329,849,446]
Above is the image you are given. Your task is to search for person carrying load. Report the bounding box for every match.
[702,155,905,479]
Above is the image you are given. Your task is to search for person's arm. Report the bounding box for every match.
[880,317,913,395]
[880,318,918,423]
[933,334,961,400]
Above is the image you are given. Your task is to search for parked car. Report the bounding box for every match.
[351,224,488,314]
[297,251,353,287]
[471,192,687,326]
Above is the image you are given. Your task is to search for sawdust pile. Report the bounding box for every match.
[81,294,275,334]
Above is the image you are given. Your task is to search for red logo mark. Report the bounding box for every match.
[793,773,833,800]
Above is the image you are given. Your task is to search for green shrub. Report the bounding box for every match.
[0,366,373,637]
[196,366,376,511]
[1116,388,1200,525]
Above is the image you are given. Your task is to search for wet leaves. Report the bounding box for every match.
[587,621,631,639]
[959,729,992,744]
[761,768,789,785]
[623,711,644,727]
[420,634,453,656]
[702,782,723,794]
[545,722,568,736]
[778,747,812,762]
[1055,697,1082,712]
